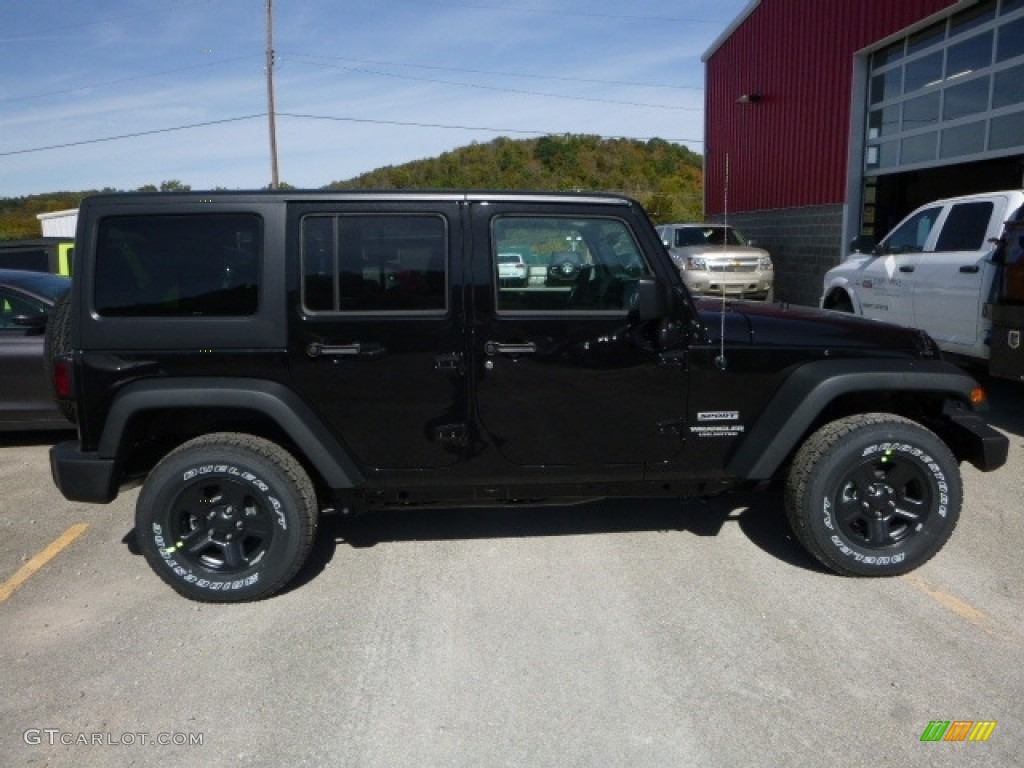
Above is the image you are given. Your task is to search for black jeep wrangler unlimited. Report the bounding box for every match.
[49,191,1008,601]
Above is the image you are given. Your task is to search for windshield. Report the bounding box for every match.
[675,226,747,248]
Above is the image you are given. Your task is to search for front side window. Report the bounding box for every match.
[95,214,261,317]
[302,214,447,313]
[0,289,45,329]
[492,216,651,313]
[883,206,942,253]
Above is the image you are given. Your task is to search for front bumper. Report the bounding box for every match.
[942,406,1009,472]
[683,273,772,299]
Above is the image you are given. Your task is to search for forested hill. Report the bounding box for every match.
[327,135,703,223]
[0,190,96,240]
[1,134,703,239]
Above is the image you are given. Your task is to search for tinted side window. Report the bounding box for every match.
[301,214,447,313]
[95,214,261,317]
[0,289,45,328]
[883,206,942,254]
[934,201,994,251]
[492,215,652,313]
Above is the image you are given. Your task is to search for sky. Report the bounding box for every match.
[0,0,752,197]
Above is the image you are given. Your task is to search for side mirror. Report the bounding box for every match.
[850,235,876,254]
[12,313,48,329]
[634,278,668,320]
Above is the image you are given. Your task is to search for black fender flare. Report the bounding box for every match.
[726,359,988,480]
[98,377,365,489]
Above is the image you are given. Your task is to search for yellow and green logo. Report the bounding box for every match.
[921,720,996,742]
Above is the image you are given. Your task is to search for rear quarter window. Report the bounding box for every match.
[94,214,262,316]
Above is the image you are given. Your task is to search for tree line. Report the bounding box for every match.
[1,136,703,240]
[327,135,704,223]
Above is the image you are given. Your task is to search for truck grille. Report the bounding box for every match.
[708,260,758,273]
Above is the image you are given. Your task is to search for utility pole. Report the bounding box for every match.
[265,0,280,189]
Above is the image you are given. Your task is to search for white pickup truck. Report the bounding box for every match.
[822,189,1024,381]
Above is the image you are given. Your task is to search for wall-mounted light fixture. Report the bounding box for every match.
[736,92,763,104]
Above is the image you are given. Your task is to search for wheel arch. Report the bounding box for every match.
[98,378,365,491]
[821,280,858,311]
[727,359,997,481]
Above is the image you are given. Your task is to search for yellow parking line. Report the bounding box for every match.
[0,523,89,603]
[902,573,1012,640]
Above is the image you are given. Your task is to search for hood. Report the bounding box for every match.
[695,298,939,357]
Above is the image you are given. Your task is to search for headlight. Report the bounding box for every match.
[758,256,773,270]
[686,256,708,271]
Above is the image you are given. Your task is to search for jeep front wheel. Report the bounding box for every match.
[784,414,961,576]
[136,433,317,602]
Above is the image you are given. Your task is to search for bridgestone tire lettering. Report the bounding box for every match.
[784,413,962,577]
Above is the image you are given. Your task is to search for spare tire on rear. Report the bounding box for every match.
[43,289,77,424]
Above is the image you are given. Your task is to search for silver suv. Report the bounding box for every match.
[657,223,773,300]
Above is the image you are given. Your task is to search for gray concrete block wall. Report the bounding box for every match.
[710,204,845,307]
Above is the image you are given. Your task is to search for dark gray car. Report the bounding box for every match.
[0,269,72,431]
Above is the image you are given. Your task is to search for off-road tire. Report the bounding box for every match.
[136,433,317,602]
[785,413,961,576]
[43,290,76,423]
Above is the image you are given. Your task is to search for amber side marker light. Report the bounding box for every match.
[970,387,987,407]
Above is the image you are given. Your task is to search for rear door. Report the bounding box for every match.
[288,201,469,471]
[912,197,1004,356]
[469,200,688,476]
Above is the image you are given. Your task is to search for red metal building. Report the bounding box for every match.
[704,0,1024,305]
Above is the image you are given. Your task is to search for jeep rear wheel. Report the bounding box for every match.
[785,414,961,576]
[43,290,76,423]
[136,433,317,602]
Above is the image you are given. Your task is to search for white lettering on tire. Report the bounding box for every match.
[153,462,279,591]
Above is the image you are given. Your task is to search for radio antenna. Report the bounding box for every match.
[715,155,729,370]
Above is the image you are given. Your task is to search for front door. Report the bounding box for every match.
[288,202,468,471]
[0,288,51,424]
[469,201,688,476]
[859,205,944,327]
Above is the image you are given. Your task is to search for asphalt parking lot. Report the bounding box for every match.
[1,378,1021,768]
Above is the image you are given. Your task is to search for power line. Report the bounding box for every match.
[0,110,703,159]
[415,1,729,24]
[0,114,265,157]
[277,111,704,145]
[290,58,700,111]
[0,55,261,105]
[285,52,703,92]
